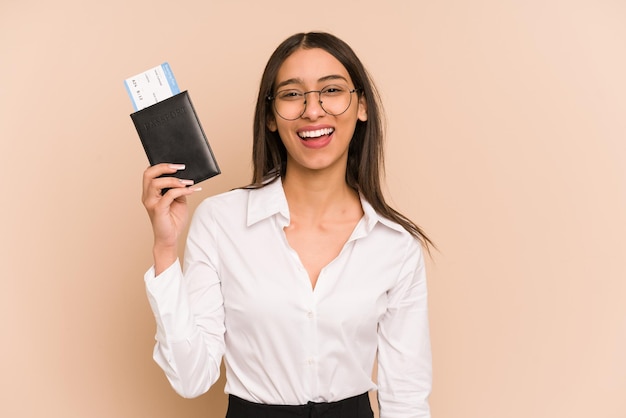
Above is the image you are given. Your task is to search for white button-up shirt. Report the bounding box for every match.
[144,179,432,417]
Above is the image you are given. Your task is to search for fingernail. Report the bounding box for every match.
[192,187,202,192]
[179,179,194,185]
[169,164,186,170]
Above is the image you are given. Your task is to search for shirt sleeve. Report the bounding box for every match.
[144,201,225,398]
[377,238,432,418]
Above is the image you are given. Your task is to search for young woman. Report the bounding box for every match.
[142,32,433,418]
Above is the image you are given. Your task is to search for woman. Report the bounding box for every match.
[142,32,433,418]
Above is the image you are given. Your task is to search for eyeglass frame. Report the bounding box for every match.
[267,85,361,121]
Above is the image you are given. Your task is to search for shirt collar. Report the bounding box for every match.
[246,177,405,234]
[357,194,405,237]
[247,178,290,227]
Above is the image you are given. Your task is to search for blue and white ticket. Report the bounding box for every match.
[124,62,180,111]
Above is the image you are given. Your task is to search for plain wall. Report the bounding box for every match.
[1,0,625,417]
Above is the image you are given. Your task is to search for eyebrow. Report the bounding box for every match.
[275,74,349,90]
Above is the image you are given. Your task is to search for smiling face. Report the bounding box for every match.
[267,47,367,177]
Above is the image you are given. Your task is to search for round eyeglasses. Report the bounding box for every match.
[268,84,360,121]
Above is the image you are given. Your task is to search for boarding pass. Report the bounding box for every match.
[124,62,180,111]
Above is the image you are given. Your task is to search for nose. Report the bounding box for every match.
[301,91,325,120]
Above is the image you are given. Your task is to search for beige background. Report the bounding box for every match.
[1,0,625,417]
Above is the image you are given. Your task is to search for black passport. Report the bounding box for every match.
[130,91,220,184]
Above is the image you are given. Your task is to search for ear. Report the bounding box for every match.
[357,93,368,122]
[267,116,277,132]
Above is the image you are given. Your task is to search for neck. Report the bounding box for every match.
[282,164,359,221]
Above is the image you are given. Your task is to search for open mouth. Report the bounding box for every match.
[297,127,335,140]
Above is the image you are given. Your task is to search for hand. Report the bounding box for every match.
[142,163,201,273]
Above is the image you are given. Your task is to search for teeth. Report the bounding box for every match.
[298,128,334,139]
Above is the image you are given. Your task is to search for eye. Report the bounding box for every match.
[321,85,346,96]
[276,90,304,101]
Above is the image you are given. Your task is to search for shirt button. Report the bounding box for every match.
[307,358,314,365]
[307,311,314,319]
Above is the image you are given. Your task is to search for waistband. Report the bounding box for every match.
[225,392,373,418]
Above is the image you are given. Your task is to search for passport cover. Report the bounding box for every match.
[130,90,220,184]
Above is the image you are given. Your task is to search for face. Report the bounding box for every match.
[267,47,367,176]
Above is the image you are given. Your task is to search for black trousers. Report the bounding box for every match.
[225,393,374,418]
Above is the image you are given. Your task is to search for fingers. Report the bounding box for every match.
[142,163,201,208]
[144,163,185,179]
[143,163,185,197]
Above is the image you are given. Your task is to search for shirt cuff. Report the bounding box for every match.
[144,259,196,342]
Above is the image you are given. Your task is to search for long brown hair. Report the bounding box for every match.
[250,32,433,250]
